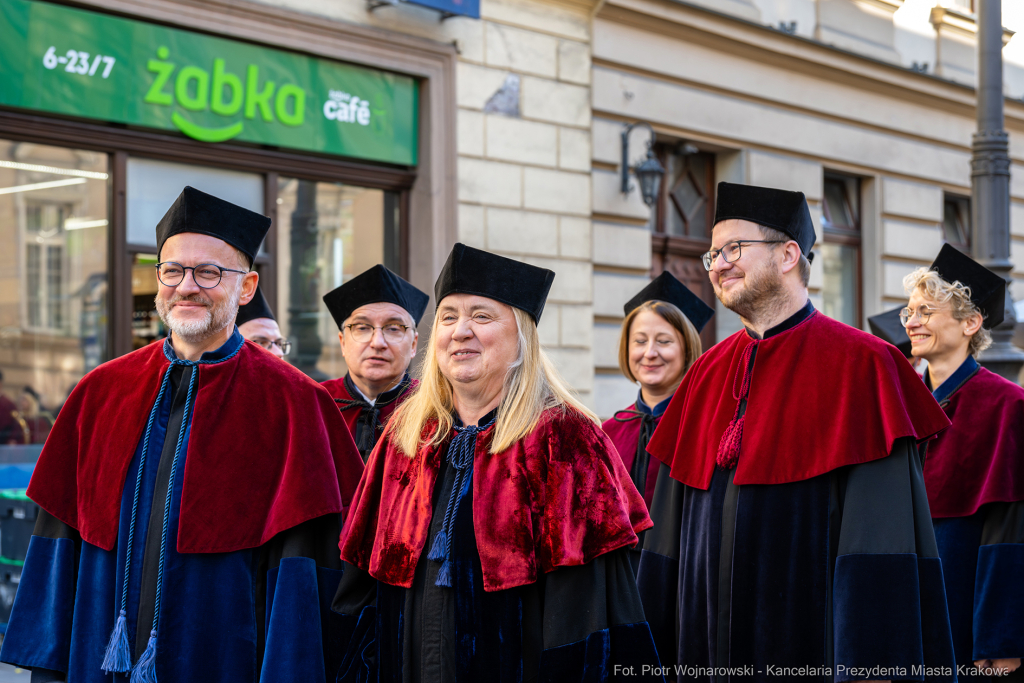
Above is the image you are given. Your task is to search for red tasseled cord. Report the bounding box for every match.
[716,339,758,469]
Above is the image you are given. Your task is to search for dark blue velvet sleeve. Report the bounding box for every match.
[636,463,682,670]
[261,557,342,683]
[832,439,956,682]
[0,536,76,673]
[539,548,665,682]
[973,501,1024,661]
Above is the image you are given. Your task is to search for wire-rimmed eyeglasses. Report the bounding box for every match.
[155,262,248,289]
[344,323,411,344]
[701,240,785,271]
[899,307,937,327]
[251,337,292,355]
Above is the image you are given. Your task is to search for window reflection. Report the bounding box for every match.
[0,140,108,447]
[275,178,397,381]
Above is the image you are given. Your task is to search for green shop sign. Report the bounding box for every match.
[0,0,418,165]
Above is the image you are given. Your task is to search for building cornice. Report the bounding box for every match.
[599,0,1024,126]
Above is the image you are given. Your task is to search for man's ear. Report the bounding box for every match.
[410,330,419,356]
[239,271,258,305]
[779,241,801,275]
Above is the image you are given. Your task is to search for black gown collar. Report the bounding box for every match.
[344,372,411,405]
[453,406,500,429]
[745,300,815,340]
[164,327,244,363]
[636,391,672,418]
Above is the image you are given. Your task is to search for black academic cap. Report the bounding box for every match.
[713,182,816,261]
[434,243,555,323]
[868,307,912,359]
[323,265,430,329]
[624,271,715,333]
[156,186,270,266]
[929,243,1006,329]
[236,285,275,326]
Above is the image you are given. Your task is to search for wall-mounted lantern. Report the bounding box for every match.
[620,121,665,207]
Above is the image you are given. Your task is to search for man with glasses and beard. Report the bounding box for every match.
[322,265,429,461]
[635,182,959,682]
[1,186,364,683]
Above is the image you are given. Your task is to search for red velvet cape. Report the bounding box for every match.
[601,408,662,507]
[925,366,1024,518]
[321,376,419,436]
[27,340,365,554]
[647,311,950,489]
[340,407,652,592]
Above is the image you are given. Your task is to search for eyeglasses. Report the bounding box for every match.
[899,306,938,327]
[250,337,292,355]
[155,262,248,289]
[345,323,411,343]
[701,240,786,271]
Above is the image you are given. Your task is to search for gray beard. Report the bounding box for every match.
[155,285,241,345]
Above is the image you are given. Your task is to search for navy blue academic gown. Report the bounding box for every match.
[636,304,957,682]
[0,331,349,682]
[929,356,1024,681]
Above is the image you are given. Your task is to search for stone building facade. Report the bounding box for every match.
[2,0,1023,420]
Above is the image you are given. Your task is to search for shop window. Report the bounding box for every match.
[942,195,971,249]
[275,178,400,381]
[0,139,108,445]
[126,158,264,248]
[820,173,862,327]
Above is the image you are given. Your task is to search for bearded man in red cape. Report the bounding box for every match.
[638,183,958,682]
[0,187,364,683]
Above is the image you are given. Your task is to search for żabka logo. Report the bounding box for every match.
[145,46,305,142]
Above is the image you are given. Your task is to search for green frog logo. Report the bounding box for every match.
[145,46,305,142]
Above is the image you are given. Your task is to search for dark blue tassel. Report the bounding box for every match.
[426,529,447,562]
[435,559,453,587]
[130,630,159,683]
[100,608,132,673]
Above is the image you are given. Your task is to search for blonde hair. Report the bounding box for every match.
[618,300,702,383]
[903,267,992,356]
[390,306,597,455]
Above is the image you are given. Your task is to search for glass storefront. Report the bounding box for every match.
[275,178,400,381]
[0,138,108,445]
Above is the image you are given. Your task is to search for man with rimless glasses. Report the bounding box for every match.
[322,265,430,460]
[0,186,364,683]
[638,182,957,682]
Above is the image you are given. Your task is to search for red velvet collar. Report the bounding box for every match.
[28,340,364,553]
[647,312,950,489]
[602,408,662,507]
[925,365,1024,517]
[340,407,652,591]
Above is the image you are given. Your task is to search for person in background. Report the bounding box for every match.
[236,284,290,359]
[869,305,924,374]
[0,186,364,683]
[0,370,27,445]
[641,182,957,681]
[16,387,54,444]
[321,265,429,460]
[902,244,1024,679]
[602,271,712,584]
[334,244,661,682]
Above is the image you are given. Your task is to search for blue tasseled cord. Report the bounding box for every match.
[101,339,243,680]
[425,415,496,587]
